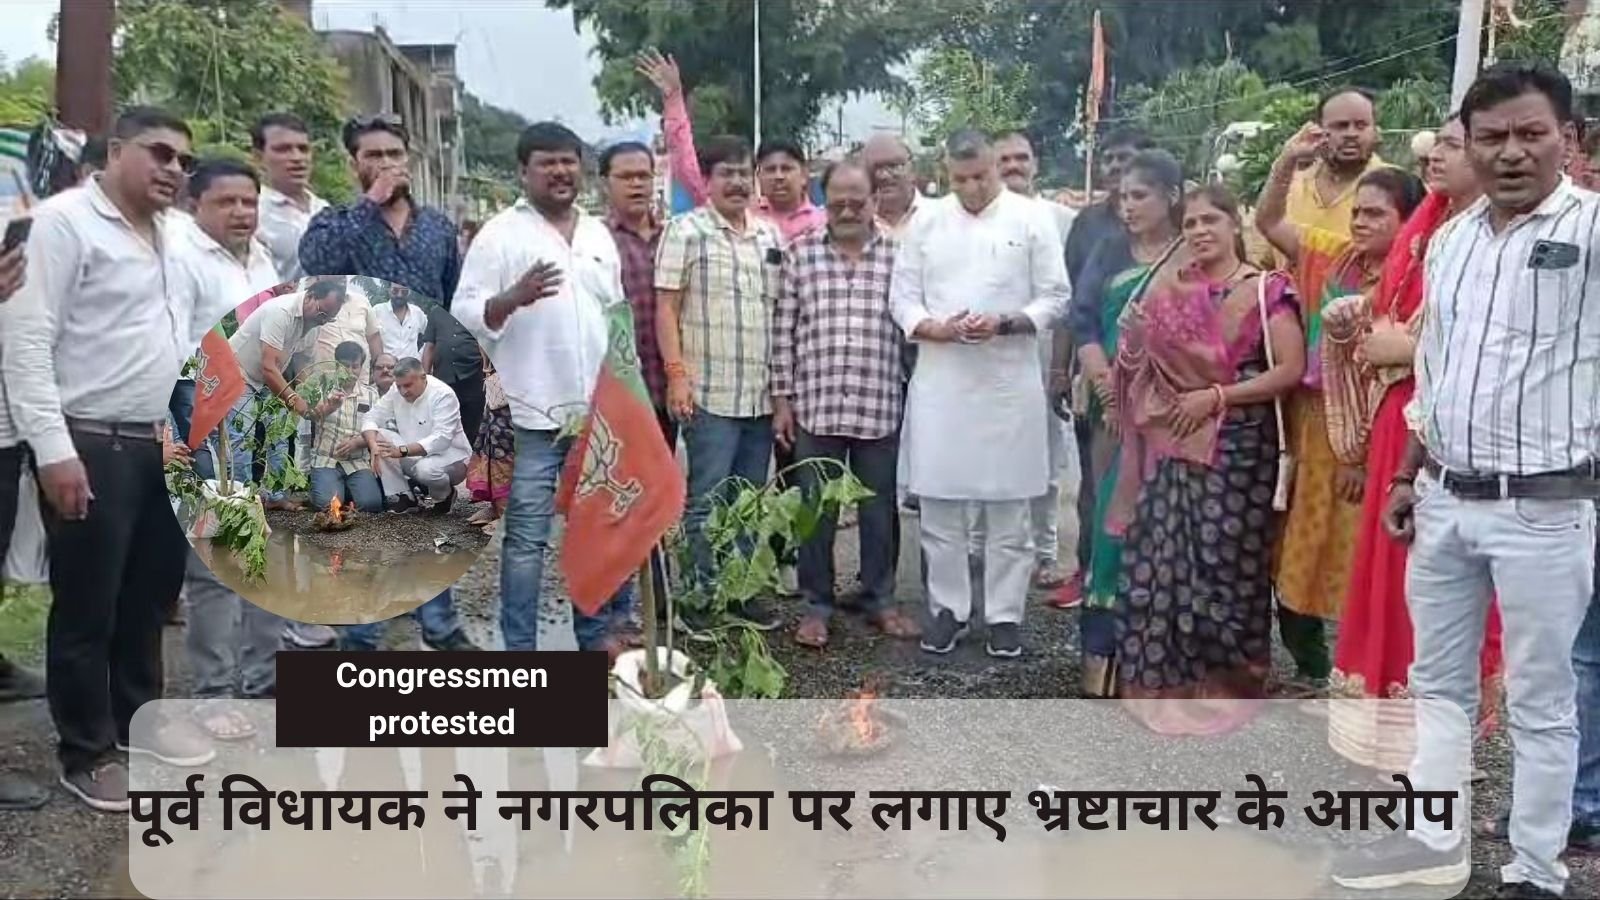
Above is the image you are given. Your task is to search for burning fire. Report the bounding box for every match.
[848,689,882,746]
[327,496,344,524]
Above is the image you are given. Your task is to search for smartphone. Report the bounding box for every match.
[2,218,31,255]
[357,403,371,414]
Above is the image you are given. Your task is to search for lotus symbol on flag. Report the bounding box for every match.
[573,412,644,519]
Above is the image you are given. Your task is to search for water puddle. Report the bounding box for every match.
[192,530,476,625]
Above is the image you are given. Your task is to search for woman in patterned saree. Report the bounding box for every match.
[1319,116,1503,771]
[1255,125,1425,695]
[1070,149,1183,698]
[1108,185,1305,734]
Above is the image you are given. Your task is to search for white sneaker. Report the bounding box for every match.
[282,622,337,648]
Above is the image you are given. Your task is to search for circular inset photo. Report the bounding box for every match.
[167,275,496,625]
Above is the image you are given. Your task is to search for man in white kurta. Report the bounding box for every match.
[891,130,1070,658]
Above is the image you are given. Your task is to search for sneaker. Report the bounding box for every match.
[60,759,130,813]
[0,657,46,703]
[422,629,482,652]
[1048,573,1085,609]
[1329,832,1470,891]
[118,722,216,768]
[423,487,456,517]
[986,622,1023,658]
[283,622,338,649]
[920,610,968,654]
[0,771,49,810]
[386,493,417,513]
[1495,881,1563,899]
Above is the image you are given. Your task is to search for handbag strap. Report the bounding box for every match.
[1255,271,1289,450]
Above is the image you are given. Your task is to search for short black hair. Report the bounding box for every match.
[756,138,805,167]
[188,157,260,200]
[1317,87,1377,123]
[112,106,191,142]
[334,340,367,367]
[80,135,107,170]
[699,135,752,178]
[250,112,309,151]
[516,121,584,166]
[1358,166,1427,220]
[1100,127,1154,152]
[306,279,348,303]
[1460,60,1575,132]
[993,129,1033,149]
[820,160,870,195]
[599,140,652,177]
[342,114,409,156]
[944,129,991,161]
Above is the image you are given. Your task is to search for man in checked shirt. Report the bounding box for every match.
[771,161,921,649]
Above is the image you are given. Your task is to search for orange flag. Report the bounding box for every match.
[1087,10,1107,130]
[188,327,246,450]
[555,305,687,615]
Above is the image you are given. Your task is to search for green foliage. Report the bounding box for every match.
[0,56,54,125]
[1492,0,1569,65]
[112,0,355,202]
[625,713,714,898]
[669,458,870,700]
[547,0,939,142]
[0,582,50,667]
[905,47,1035,150]
[1228,90,1317,201]
[461,91,529,181]
[1119,60,1276,175]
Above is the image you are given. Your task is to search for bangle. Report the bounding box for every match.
[1210,384,1227,414]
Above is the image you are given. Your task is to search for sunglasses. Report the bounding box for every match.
[131,140,196,175]
[345,112,410,144]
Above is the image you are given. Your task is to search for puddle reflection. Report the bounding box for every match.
[192,530,476,626]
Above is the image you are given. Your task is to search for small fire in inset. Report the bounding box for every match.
[848,688,881,746]
[327,496,344,525]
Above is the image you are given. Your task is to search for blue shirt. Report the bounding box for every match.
[299,198,462,308]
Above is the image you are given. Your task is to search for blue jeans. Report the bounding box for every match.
[224,387,291,501]
[310,467,384,513]
[500,428,632,652]
[1575,539,1600,828]
[682,409,773,587]
[339,589,461,650]
[169,380,196,445]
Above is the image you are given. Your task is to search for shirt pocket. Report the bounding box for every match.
[987,236,1030,288]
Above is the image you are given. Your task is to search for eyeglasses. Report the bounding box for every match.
[131,140,196,174]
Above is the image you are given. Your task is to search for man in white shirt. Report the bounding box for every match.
[455,121,635,657]
[0,106,217,812]
[251,112,328,283]
[168,158,280,479]
[373,282,427,359]
[993,130,1080,593]
[890,129,1070,660]
[226,281,347,508]
[360,358,471,510]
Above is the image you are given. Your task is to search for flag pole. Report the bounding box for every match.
[752,0,762,150]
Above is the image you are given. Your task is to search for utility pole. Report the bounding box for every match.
[56,0,117,134]
[1452,0,1488,110]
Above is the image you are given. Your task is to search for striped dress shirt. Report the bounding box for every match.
[769,229,902,440]
[654,206,783,419]
[1413,178,1600,475]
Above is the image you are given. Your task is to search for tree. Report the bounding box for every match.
[546,0,940,144]
[0,56,54,125]
[112,0,355,201]
[461,90,530,178]
[905,47,1035,150]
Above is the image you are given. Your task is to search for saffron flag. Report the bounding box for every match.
[1087,10,1107,130]
[555,291,687,615]
[188,326,246,450]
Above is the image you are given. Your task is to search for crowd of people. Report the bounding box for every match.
[0,46,1595,898]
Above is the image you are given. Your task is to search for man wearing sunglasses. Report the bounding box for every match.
[0,106,217,812]
[299,114,462,308]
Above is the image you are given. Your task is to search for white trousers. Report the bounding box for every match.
[373,428,466,501]
[1406,472,1595,894]
[923,498,1031,625]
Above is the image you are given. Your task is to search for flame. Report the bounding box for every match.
[848,689,881,746]
[327,496,344,524]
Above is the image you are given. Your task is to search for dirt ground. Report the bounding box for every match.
[264,494,490,556]
[0,512,1594,898]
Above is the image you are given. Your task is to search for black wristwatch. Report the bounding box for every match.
[399,445,409,458]
[997,315,1017,336]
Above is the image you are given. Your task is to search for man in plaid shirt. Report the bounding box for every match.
[307,340,384,513]
[772,161,921,649]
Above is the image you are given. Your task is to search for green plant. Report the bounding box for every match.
[669,458,870,699]
[626,712,714,898]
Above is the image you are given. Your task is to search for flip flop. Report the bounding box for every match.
[194,705,256,741]
[794,616,829,649]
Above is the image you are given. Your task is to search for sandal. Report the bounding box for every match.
[868,608,921,639]
[194,703,256,741]
[794,615,829,649]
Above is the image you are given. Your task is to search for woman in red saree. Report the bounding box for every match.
[1108,185,1306,735]
[1320,116,1504,770]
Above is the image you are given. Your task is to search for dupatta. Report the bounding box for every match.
[1321,192,1451,464]
[1107,246,1294,534]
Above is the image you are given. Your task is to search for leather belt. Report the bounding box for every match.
[1422,457,1600,501]
[66,417,163,442]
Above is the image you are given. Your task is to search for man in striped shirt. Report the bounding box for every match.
[771,161,919,649]
[1336,63,1596,900]
[655,136,784,627]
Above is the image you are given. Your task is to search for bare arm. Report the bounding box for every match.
[1218,312,1306,408]
[1257,123,1328,264]
[259,344,307,416]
